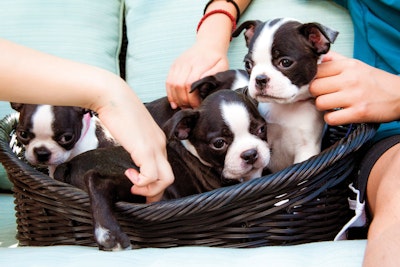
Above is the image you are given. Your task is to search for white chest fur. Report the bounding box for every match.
[259,100,324,172]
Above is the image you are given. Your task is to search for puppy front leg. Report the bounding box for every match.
[84,170,131,251]
[293,117,324,164]
[294,146,321,164]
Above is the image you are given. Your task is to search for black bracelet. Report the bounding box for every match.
[203,0,241,23]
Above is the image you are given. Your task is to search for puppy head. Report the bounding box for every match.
[190,69,249,97]
[233,18,338,104]
[11,103,88,167]
[163,89,270,181]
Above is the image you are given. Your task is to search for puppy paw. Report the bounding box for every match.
[95,225,131,251]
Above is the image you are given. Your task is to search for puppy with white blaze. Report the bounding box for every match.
[10,103,116,177]
[220,101,269,181]
[233,18,339,172]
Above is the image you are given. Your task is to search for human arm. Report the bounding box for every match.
[310,52,400,125]
[166,0,252,109]
[0,38,174,203]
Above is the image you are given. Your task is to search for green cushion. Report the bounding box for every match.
[0,0,124,190]
[0,0,123,73]
[124,0,206,102]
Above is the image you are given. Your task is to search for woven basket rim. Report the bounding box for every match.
[0,113,377,215]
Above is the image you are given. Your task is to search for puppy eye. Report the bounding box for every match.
[244,59,253,73]
[210,138,228,150]
[257,125,266,136]
[16,130,32,144]
[279,58,293,68]
[58,133,75,145]
[253,124,267,140]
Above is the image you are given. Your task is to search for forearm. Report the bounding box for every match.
[197,0,252,53]
[0,39,125,107]
[0,38,161,154]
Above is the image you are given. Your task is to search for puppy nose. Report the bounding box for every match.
[241,149,258,165]
[255,74,270,88]
[34,147,51,162]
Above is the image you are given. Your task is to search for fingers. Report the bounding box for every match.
[312,76,355,115]
[166,45,229,109]
[310,74,340,97]
[314,59,343,79]
[310,53,355,125]
[310,55,349,98]
[124,158,174,203]
[323,106,365,126]
[166,64,190,109]
[166,64,202,109]
[320,51,346,63]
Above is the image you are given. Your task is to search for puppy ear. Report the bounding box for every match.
[162,109,199,140]
[53,162,71,183]
[10,102,24,112]
[190,76,219,100]
[72,107,95,117]
[232,20,262,47]
[299,23,339,54]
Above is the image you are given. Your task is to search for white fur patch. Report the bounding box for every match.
[231,70,250,89]
[31,105,54,139]
[95,225,111,245]
[221,102,270,180]
[70,115,100,159]
[26,105,71,167]
[221,102,251,136]
[180,139,212,167]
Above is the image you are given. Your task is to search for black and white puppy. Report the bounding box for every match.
[10,104,116,176]
[54,89,270,251]
[233,18,339,172]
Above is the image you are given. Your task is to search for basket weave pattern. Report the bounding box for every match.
[0,113,377,248]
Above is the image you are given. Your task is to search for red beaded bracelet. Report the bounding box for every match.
[203,0,241,23]
[196,9,237,35]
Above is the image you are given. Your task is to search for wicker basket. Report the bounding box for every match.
[0,113,377,248]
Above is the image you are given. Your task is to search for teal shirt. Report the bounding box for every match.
[334,0,400,142]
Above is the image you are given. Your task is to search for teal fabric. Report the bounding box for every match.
[335,0,400,142]
[0,0,124,74]
[346,0,400,74]
[124,0,207,103]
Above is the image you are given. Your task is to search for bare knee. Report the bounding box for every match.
[367,143,400,220]
[364,144,400,266]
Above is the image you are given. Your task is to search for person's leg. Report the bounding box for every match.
[363,143,400,267]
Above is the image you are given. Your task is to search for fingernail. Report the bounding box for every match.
[170,102,178,109]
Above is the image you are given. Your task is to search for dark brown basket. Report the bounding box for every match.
[0,113,377,248]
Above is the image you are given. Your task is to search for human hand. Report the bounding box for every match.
[310,52,400,125]
[166,41,229,109]
[123,125,174,203]
[95,86,174,204]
